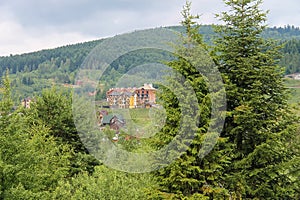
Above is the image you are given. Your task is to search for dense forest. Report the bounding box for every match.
[1,23,300,101]
[0,0,300,199]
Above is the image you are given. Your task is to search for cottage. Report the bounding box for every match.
[101,114,125,131]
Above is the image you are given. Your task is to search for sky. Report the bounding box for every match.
[0,0,299,56]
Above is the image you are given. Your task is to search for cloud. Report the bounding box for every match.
[0,0,299,56]
[262,0,300,27]
[0,0,185,56]
[2,0,181,28]
[0,17,97,56]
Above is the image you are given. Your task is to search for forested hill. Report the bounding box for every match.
[0,40,102,75]
[1,25,300,100]
[1,25,300,76]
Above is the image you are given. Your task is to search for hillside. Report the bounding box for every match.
[1,25,300,101]
[0,0,299,198]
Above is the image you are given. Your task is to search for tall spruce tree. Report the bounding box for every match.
[152,2,231,199]
[214,0,299,198]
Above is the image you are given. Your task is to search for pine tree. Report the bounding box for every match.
[152,2,231,199]
[213,0,299,198]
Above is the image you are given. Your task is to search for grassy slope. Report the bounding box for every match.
[285,78,300,104]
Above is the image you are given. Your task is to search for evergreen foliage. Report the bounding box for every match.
[0,1,299,199]
[0,69,13,116]
[151,2,231,199]
[213,0,299,198]
[0,77,155,199]
[1,23,300,101]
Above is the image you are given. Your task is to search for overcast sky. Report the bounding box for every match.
[0,0,299,56]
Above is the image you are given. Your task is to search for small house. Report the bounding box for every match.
[101,114,125,131]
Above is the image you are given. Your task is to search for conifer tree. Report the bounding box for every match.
[213,0,299,198]
[30,87,100,175]
[152,2,231,199]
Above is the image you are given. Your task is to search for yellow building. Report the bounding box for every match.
[129,96,135,108]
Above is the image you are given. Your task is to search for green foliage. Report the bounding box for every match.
[151,2,231,199]
[0,102,72,199]
[0,23,300,102]
[0,75,155,199]
[30,88,82,150]
[213,0,299,198]
[96,47,175,99]
[52,165,157,200]
[0,1,299,199]
[280,38,300,74]
[0,69,13,116]
[29,87,100,175]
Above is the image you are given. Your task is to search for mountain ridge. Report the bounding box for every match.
[2,24,300,59]
[1,25,300,100]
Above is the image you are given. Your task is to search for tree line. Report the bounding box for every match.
[0,0,299,199]
[0,19,300,102]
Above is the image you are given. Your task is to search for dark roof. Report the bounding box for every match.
[109,91,133,97]
[102,114,124,124]
[102,114,113,124]
[110,91,120,96]
[122,91,134,97]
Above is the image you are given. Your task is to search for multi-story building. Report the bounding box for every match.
[106,83,156,108]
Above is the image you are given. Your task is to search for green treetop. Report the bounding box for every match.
[213,0,299,198]
[152,2,231,199]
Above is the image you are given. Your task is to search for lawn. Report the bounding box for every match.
[284,78,300,104]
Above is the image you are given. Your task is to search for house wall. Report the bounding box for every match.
[21,99,31,108]
[106,84,156,108]
[135,88,156,104]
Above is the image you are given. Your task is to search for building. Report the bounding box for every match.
[21,98,32,109]
[106,83,156,108]
[106,88,137,109]
[135,83,156,105]
[101,114,125,131]
[285,73,300,80]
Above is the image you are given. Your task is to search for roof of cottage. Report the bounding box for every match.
[102,114,124,125]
